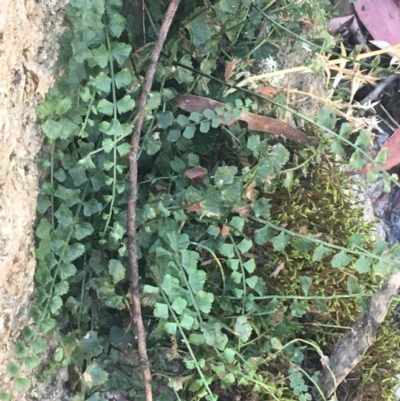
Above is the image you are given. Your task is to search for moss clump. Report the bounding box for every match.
[249,153,400,399]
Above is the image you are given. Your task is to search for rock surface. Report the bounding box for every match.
[0,0,67,397]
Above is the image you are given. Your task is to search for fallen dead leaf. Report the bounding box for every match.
[185,167,207,180]
[354,0,400,55]
[220,224,230,237]
[177,94,313,146]
[186,202,201,212]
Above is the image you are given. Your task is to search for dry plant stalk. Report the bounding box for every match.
[127,1,181,400]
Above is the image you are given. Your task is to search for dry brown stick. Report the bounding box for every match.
[127,1,181,400]
[315,270,400,400]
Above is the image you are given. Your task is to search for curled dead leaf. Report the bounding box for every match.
[220,224,230,237]
[185,167,207,180]
[186,202,201,212]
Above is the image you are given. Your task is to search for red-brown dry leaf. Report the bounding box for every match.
[185,167,207,180]
[186,202,201,212]
[177,94,313,146]
[220,225,230,237]
[354,0,400,46]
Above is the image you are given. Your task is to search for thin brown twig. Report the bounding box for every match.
[127,1,181,400]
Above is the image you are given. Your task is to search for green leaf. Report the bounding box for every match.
[111,42,132,65]
[171,297,187,315]
[117,95,135,114]
[91,72,112,92]
[0,391,11,401]
[183,125,196,139]
[157,111,174,129]
[177,114,190,126]
[181,313,194,330]
[81,332,103,358]
[167,129,181,142]
[83,363,109,389]
[230,216,244,233]
[299,276,312,296]
[154,303,169,319]
[109,259,125,284]
[331,250,351,268]
[354,255,371,273]
[201,322,228,351]
[355,129,372,148]
[83,198,103,216]
[24,355,40,370]
[72,39,90,63]
[186,11,212,47]
[31,338,47,354]
[195,290,214,314]
[349,149,366,170]
[373,239,388,255]
[54,185,81,207]
[347,276,360,294]
[54,281,69,296]
[36,218,52,239]
[37,196,52,214]
[97,99,114,116]
[38,318,56,333]
[7,361,21,377]
[55,97,72,115]
[234,316,252,342]
[375,260,391,277]
[189,270,207,293]
[90,44,108,68]
[219,243,234,258]
[168,232,189,253]
[175,55,194,83]
[200,121,210,133]
[60,263,77,280]
[245,275,258,288]
[15,341,27,357]
[114,68,133,89]
[14,377,30,392]
[291,299,306,317]
[255,226,275,245]
[270,232,289,251]
[214,166,237,186]
[74,222,94,240]
[317,107,336,129]
[190,112,201,123]
[63,243,85,263]
[251,198,270,218]
[312,244,332,261]
[237,239,252,253]
[108,13,125,37]
[375,148,388,164]
[243,258,256,273]
[54,348,64,362]
[50,296,63,314]
[164,322,177,335]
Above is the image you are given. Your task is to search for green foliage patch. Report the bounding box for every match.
[3,0,400,401]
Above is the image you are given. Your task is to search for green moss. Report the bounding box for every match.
[250,155,400,398]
